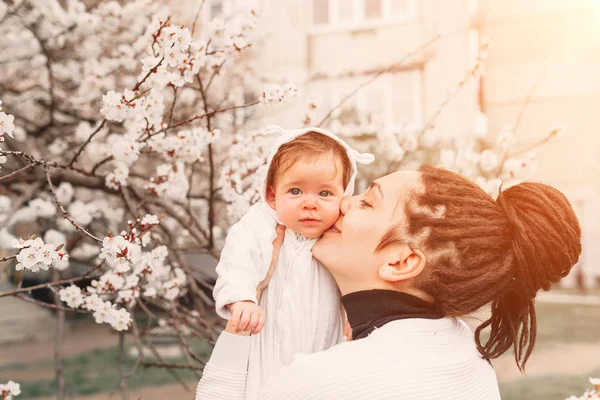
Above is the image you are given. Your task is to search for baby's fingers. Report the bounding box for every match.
[237,310,252,332]
[253,312,266,335]
[246,311,259,334]
[229,308,243,331]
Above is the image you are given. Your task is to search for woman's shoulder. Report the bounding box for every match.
[261,322,500,400]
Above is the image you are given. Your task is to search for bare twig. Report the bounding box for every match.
[0,254,17,262]
[418,53,484,136]
[15,293,92,314]
[141,361,203,370]
[0,163,35,181]
[513,79,542,134]
[45,166,103,242]
[144,101,259,140]
[316,34,444,127]
[69,119,107,167]
[118,331,130,400]
[133,58,164,92]
[51,269,66,400]
[510,129,561,159]
[197,74,216,249]
[90,155,114,175]
[191,0,206,37]
[0,262,103,298]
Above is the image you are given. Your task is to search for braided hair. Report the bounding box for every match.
[403,165,581,371]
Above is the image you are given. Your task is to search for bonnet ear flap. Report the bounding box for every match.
[354,150,375,165]
[265,125,286,136]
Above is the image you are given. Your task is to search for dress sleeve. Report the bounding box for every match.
[213,203,274,319]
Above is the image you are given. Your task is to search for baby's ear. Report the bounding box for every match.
[266,186,276,209]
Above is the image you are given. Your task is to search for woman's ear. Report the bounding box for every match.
[378,246,426,283]
[266,186,276,209]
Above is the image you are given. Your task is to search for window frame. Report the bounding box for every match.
[315,70,423,134]
[310,0,418,35]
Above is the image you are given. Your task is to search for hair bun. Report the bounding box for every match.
[496,182,582,297]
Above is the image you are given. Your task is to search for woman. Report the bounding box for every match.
[196,165,581,400]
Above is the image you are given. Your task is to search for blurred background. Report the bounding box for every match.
[1,0,599,399]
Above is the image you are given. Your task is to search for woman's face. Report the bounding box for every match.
[312,170,421,294]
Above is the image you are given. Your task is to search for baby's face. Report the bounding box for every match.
[266,156,345,239]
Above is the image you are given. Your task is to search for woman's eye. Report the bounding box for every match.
[319,191,331,197]
[360,199,372,208]
[290,188,301,195]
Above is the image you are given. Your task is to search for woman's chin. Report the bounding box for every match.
[313,232,339,263]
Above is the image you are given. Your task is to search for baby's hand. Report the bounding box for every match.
[227,301,265,334]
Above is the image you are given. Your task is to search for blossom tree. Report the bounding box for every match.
[0,0,296,397]
[0,1,563,398]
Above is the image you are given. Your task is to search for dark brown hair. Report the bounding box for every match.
[389,165,581,371]
[266,132,353,189]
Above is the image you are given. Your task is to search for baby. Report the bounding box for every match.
[213,125,374,399]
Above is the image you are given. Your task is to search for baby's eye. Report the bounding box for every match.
[290,188,302,195]
[319,191,332,197]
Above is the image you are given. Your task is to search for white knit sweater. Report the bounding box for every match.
[195,317,501,400]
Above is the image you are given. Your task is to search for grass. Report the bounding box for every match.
[500,369,600,400]
[497,301,600,400]
[534,301,600,346]
[8,301,600,399]
[14,338,213,399]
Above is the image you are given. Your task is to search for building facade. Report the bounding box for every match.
[174,0,599,286]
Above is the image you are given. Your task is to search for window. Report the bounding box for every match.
[210,1,223,19]
[338,0,355,22]
[313,0,330,25]
[390,0,409,15]
[390,72,421,126]
[365,0,382,19]
[311,0,416,30]
[310,71,422,133]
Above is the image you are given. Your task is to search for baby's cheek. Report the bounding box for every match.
[324,201,341,222]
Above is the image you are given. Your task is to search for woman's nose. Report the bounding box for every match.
[340,196,352,215]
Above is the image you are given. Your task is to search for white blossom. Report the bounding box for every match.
[479,149,500,173]
[29,198,56,218]
[145,162,189,201]
[105,161,130,190]
[496,125,515,152]
[473,109,488,138]
[106,134,140,165]
[55,182,74,205]
[14,237,64,273]
[0,380,21,399]
[0,110,15,139]
[439,148,456,168]
[59,285,84,308]
[43,229,66,248]
[260,83,298,106]
[0,196,11,214]
[98,235,141,271]
[82,293,103,311]
[141,214,159,225]
[67,200,96,227]
[100,91,128,122]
